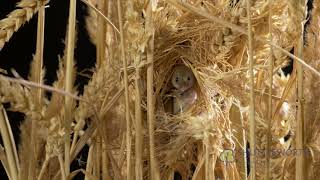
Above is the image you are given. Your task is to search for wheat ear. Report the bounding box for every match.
[0,0,49,50]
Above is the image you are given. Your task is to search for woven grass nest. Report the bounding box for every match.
[0,0,320,179]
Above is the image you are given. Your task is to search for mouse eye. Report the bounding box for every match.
[175,77,179,82]
[187,77,190,81]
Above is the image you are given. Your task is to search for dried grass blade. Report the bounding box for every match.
[191,153,205,180]
[81,0,120,34]
[295,0,307,179]
[28,2,46,179]
[102,142,111,180]
[84,144,94,180]
[58,154,67,180]
[95,0,106,67]
[0,145,11,180]
[246,0,256,179]
[266,0,274,179]
[134,73,143,179]
[116,0,132,179]
[146,1,160,179]
[0,107,18,180]
[37,158,49,180]
[64,0,77,176]
[2,76,83,101]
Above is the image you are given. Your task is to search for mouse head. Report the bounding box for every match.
[171,65,195,92]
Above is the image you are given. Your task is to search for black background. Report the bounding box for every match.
[0,0,95,179]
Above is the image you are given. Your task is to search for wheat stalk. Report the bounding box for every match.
[2,76,83,101]
[81,0,119,34]
[96,0,107,67]
[64,0,77,177]
[95,0,108,178]
[266,0,274,179]
[116,0,132,179]
[246,0,256,179]
[0,0,49,50]
[0,107,18,180]
[27,1,46,179]
[0,145,10,179]
[295,0,308,179]
[146,1,160,179]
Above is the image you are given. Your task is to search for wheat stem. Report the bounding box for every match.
[65,0,77,176]
[81,0,120,34]
[34,2,45,102]
[37,158,49,180]
[191,153,205,180]
[266,0,274,179]
[0,145,11,180]
[85,144,94,180]
[246,0,256,179]
[70,131,79,153]
[94,137,101,177]
[240,110,248,180]
[205,137,210,180]
[96,0,107,67]
[146,1,160,180]
[58,154,66,180]
[0,107,18,180]
[2,76,83,101]
[134,69,143,180]
[28,2,45,179]
[295,0,307,179]
[102,141,111,180]
[116,0,132,179]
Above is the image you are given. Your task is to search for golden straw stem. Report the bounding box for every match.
[85,144,94,180]
[246,0,256,179]
[96,0,107,67]
[58,154,66,180]
[191,153,205,180]
[0,107,18,180]
[29,3,45,179]
[95,137,101,177]
[81,0,120,34]
[266,0,274,179]
[134,70,143,179]
[35,3,45,102]
[116,0,132,179]
[102,141,111,179]
[2,76,83,101]
[70,131,78,153]
[146,1,160,179]
[205,138,210,180]
[37,158,49,180]
[64,0,77,176]
[296,1,307,179]
[241,114,248,180]
[106,0,114,61]
[95,0,108,173]
[0,146,11,180]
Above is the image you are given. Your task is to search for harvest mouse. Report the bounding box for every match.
[173,88,198,114]
[171,65,196,92]
[170,65,197,114]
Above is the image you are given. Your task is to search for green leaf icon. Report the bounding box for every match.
[219,150,235,162]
